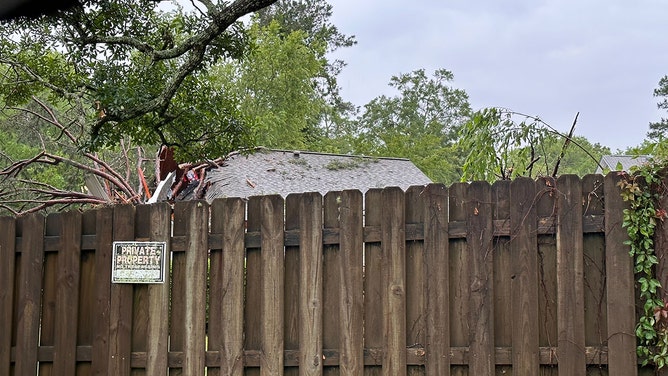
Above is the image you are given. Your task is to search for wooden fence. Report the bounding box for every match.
[0,174,647,375]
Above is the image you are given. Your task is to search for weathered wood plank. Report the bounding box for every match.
[492,180,512,376]
[284,194,301,376]
[382,187,407,376]
[170,202,186,376]
[209,198,246,376]
[77,210,97,376]
[466,181,495,375]
[322,192,341,376]
[581,174,607,369]
[448,182,469,376]
[178,201,208,375]
[245,197,263,376]
[364,189,383,376]
[39,214,58,376]
[145,203,171,375]
[404,186,425,376]
[510,177,540,375]
[108,205,135,376]
[15,213,45,376]
[299,192,324,376]
[261,195,285,376]
[535,177,558,376]
[131,206,150,376]
[53,211,82,375]
[338,190,364,376]
[0,216,16,375]
[92,207,113,376]
[604,172,637,375]
[556,175,586,376]
[422,184,450,376]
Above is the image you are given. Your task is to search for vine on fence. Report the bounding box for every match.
[619,164,668,367]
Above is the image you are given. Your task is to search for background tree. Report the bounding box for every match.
[0,0,278,214]
[350,69,471,183]
[253,0,358,150]
[0,0,278,160]
[212,18,327,149]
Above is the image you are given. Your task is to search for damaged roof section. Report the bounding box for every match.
[164,148,432,201]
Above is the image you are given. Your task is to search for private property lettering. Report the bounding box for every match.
[116,245,162,267]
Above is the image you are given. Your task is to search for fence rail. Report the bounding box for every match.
[0,174,644,375]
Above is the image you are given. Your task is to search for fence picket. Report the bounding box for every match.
[364,189,383,376]
[210,198,246,376]
[448,182,469,376]
[146,203,172,375]
[556,175,586,376]
[492,180,512,376]
[108,205,135,376]
[338,190,364,376]
[466,181,495,375]
[510,177,540,374]
[92,207,113,375]
[15,213,45,376]
[53,211,82,375]
[405,185,426,376]
[605,173,638,375]
[181,200,209,375]
[261,195,285,376]
[422,184,450,376]
[322,192,342,376]
[299,192,324,376]
[382,187,407,376]
[0,216,16,375]
[245,197,263,376]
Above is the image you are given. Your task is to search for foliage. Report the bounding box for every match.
[619,162,668,368]
[0,0,277,161]
[253,0,358,151]
[352,68,471,183]
[212,19,327,149]
[459,108,604,181]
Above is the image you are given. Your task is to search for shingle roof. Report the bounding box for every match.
[595,155,650,173]
[199,148,432,200]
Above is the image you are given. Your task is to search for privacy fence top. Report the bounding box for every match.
[0,174,641,376]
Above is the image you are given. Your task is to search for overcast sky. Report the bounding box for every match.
[327,0,668,151]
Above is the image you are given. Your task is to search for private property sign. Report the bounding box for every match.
[111,241,167,283]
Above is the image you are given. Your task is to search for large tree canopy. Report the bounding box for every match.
[0,0,278,160]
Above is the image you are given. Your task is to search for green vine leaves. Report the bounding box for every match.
[619,164,668,367]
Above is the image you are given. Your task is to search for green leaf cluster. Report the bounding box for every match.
[619,162,668,367]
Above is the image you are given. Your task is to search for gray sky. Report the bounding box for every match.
[327,0,668,151]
